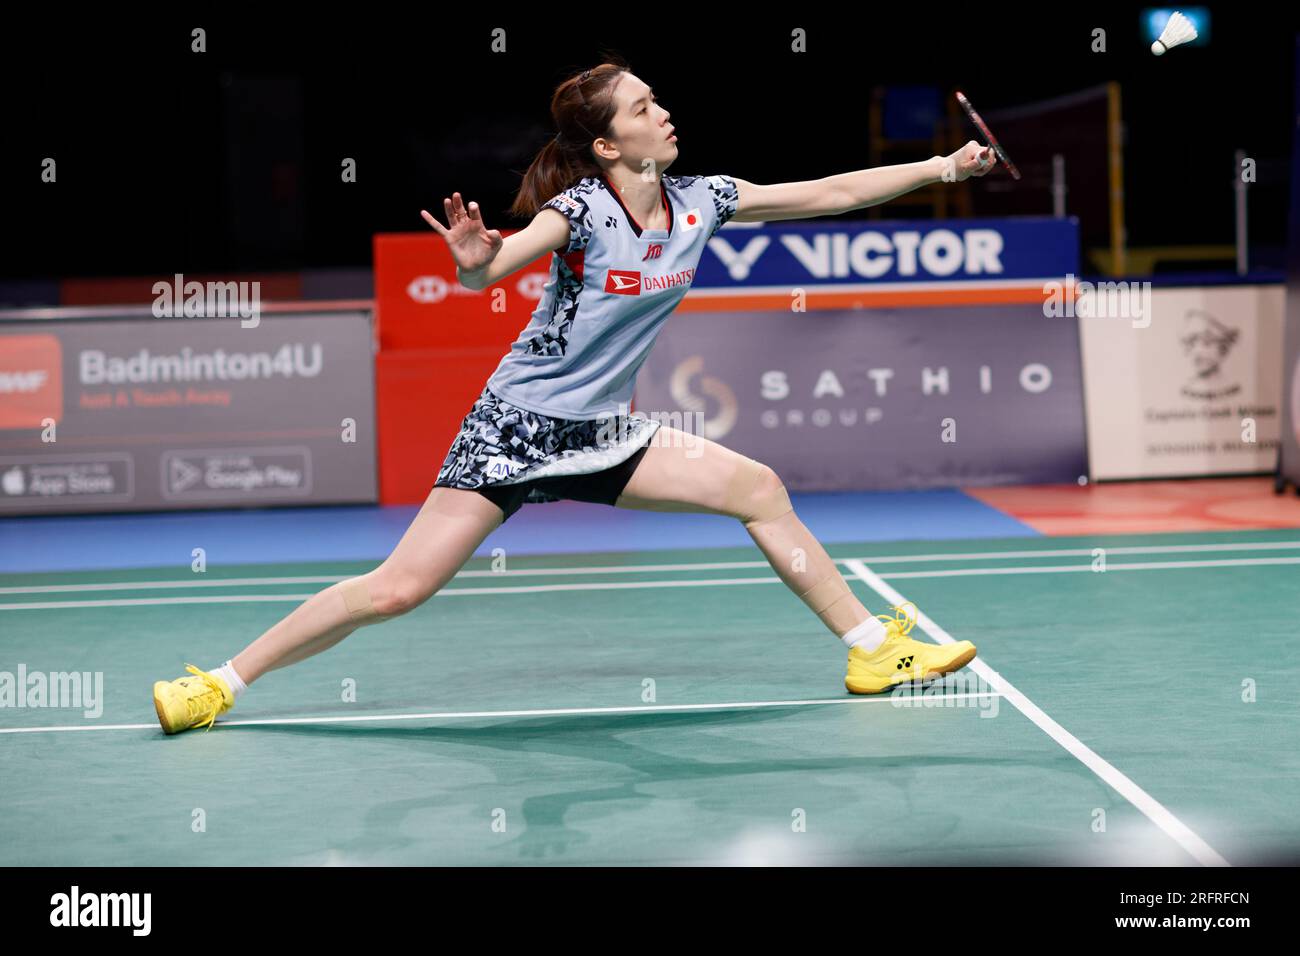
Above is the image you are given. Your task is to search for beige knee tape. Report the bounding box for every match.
[726,456,793,525]
[798,572,863,635]
[340,577,391,624]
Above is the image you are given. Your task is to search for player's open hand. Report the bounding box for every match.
[943,140,998,182]
[420,193,504,273]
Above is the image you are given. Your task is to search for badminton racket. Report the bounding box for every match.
[954,90,1021,181]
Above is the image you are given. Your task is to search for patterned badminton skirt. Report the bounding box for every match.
[433,385,662,520]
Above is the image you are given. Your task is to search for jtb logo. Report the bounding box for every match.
[605,270,641,295]
[641,244,663,261]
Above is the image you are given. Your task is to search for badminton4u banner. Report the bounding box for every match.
[0,312,377,515]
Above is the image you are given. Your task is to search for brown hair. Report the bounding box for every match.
[509,55,632,219]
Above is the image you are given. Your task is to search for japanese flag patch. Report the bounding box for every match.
[680,207,704,232]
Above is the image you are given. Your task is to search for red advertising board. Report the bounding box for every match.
[372,232,550,350]
[372,232,552,503]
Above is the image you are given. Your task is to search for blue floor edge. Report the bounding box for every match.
[0,489,1040,574]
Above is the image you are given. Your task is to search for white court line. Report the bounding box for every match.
[0,577,783,610]
[0,576,356,595]
[4,554,1300,610]
[0,692,1001,735]
[855,540,1300,562]
[842,558,1230,868]
[3,540,1298,595]
[884,556,1300,578]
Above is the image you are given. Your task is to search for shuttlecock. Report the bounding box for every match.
[1151,11,1198,55]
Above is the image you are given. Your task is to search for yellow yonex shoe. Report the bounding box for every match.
[845,602,977,695]
[152,664,235,734]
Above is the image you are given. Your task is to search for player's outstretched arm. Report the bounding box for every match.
[731,141,996,223]
[421,193,569,291]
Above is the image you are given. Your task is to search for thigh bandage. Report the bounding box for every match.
[726,456,793,526]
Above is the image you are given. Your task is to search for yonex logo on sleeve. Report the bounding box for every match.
[552,195,582,214]
[605,270,642,295]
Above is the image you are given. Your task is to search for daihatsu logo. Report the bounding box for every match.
[605,270,641,295]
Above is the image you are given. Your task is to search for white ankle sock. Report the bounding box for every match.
[841,616,887,652]
[209,661,248,700]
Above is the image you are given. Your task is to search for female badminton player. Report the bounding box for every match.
[153,60,994,734]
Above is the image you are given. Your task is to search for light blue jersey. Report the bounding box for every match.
[485,172,740,419]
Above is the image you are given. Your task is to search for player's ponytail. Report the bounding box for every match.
[509,57,630,219]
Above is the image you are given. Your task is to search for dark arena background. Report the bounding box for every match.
[1,4,1297,933]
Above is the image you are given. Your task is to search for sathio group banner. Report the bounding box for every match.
[635,303,1088,491]
[0,313,377,515]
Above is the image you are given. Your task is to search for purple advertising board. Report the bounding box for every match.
[636,304,1087,490]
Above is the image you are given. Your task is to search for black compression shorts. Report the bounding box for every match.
[471,443,651,522]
